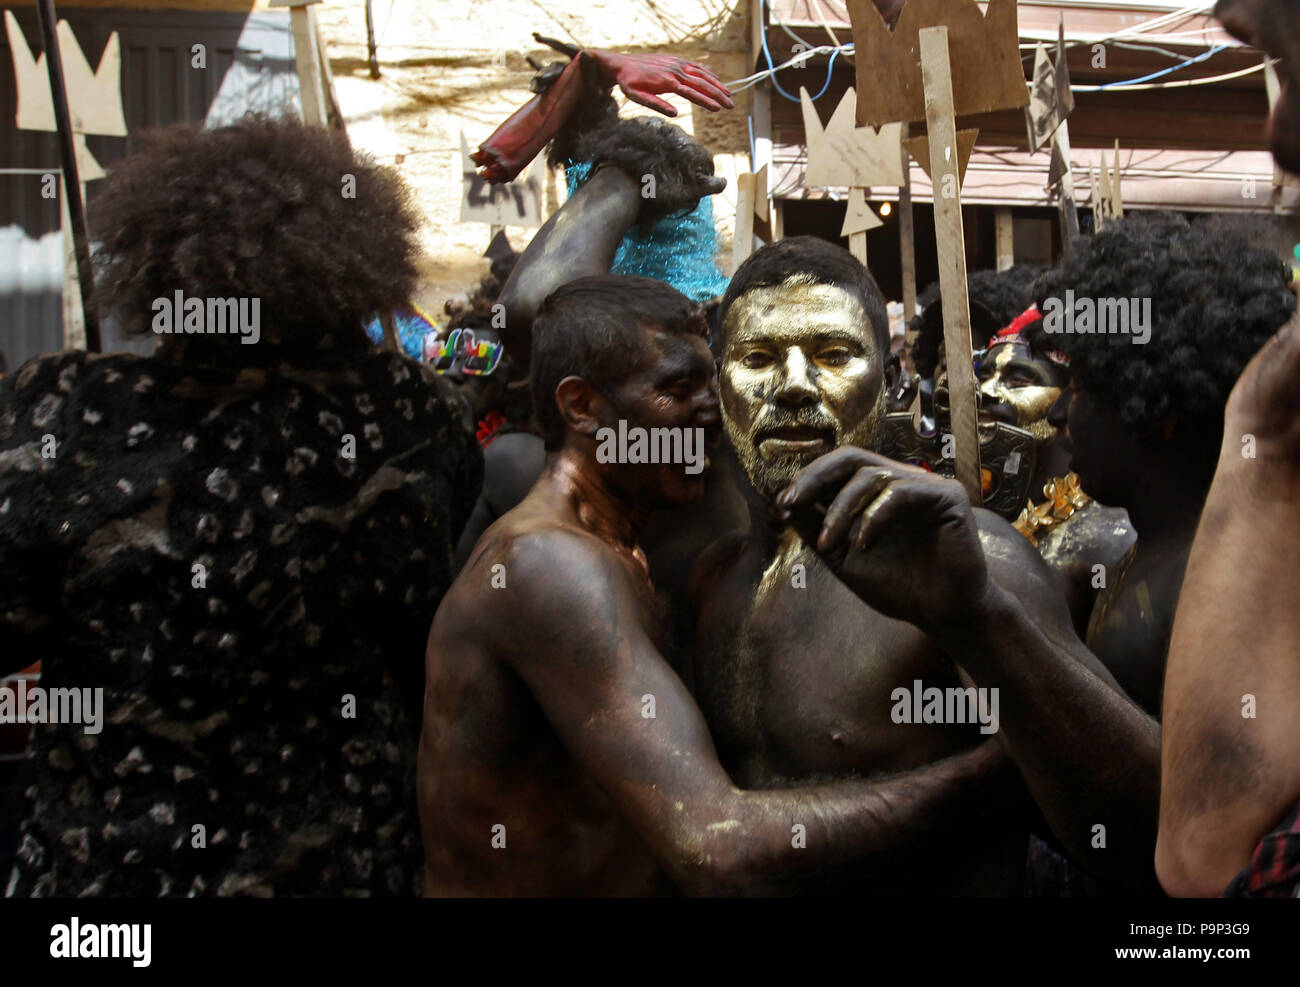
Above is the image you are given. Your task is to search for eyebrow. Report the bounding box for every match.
[652,349,712,385]
[731,329,866,347]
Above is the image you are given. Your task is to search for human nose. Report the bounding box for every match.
[775,348,818,407]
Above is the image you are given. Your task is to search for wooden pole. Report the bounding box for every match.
[364,0,380,79]
[899,122,916,322]
[288,3,329,126]
[919,26,981,504]
[1052,120,1079,249]
[35,0,99,352]
[732,171,757,273]
[995,207,1014,271]
[849,202,867,267]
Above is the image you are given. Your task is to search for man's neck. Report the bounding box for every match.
[742,480,802,559]
[1123,455,1207,548]
[548,449,645,552]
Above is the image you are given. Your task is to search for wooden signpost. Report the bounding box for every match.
[845,0,1029,506]
[269,0,345,131]
[732,164,770,272]
[898,123,916,325]
[919,26,981,503]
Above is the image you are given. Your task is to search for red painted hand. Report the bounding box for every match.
[584,49,734,116]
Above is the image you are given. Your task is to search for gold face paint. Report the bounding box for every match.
[978,343,1062,445]
[720,279,884,499]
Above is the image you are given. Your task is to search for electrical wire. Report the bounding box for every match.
[1092,43,1228,88]
[760,0,839,101]
[1071,57,1264,90]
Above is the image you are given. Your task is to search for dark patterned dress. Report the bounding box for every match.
[0,346,481,896]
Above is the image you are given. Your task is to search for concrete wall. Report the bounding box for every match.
[314,0,752,314]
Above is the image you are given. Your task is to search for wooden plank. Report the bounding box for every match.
[732,171,757,274]
[848,0,1026,128]
[849,231,867,267]
[901,127,976,185]
[289,4,328,126]
[802,86,903,188]
[899,122,916,323]
[1050,118,1080,247]
[995,207,1013,271]
[919,25,981,504]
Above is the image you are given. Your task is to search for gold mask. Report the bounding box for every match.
[720,279,885,499]
[977,343,1062,445]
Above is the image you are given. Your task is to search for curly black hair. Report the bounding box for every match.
[90,116,421,360]
[568,116,726,225]
[1023,212,1294,443]
[910,264,1043,378]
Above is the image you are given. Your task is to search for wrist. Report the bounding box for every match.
[923,579,1020,659]
[1209,433,1300,506]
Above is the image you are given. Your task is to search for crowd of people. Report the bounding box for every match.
[2,0,1299,898]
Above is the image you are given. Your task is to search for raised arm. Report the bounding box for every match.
[776,446,1162,891]
[497,166,641,350]
[494,528,1013,896]
[1157,304,1300,897]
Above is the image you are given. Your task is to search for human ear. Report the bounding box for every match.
[554,376,609,440]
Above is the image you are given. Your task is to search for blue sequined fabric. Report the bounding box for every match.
[364,309,439,361]
[566,161,729,303]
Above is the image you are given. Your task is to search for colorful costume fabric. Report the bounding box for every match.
[1222,798,1300,898]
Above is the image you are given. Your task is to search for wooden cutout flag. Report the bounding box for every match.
[848,0,1027,128]
[903,129,977,185]
[802,86,904,188]
[840,187,883,236]
[1025,19,1074,154]
[1090,140,1124,229]
[4,10,126,180]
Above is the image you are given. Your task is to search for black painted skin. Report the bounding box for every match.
[418,324,1013,896]
[691,298,1162,894]
[1046,386,1207,717]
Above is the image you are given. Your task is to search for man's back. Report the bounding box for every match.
[1,348,480,896]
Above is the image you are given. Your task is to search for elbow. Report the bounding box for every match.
[661,836,751,897]
[659,809,770,897]
[1154,829,1237,898]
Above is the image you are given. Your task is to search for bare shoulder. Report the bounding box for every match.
[974,508,1074,629]
[451,511,637,656]
[688,528,749,611]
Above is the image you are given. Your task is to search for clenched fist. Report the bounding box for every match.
[776,447,992,633]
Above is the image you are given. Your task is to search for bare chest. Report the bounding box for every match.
[694,537,973,785]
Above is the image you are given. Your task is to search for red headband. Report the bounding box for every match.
[985,304,1069,367]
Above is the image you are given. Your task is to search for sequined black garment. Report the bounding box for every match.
[0,347,482,896]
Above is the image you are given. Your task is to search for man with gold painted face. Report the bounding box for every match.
[978,310,1136,633]
[691,237,1162,893]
